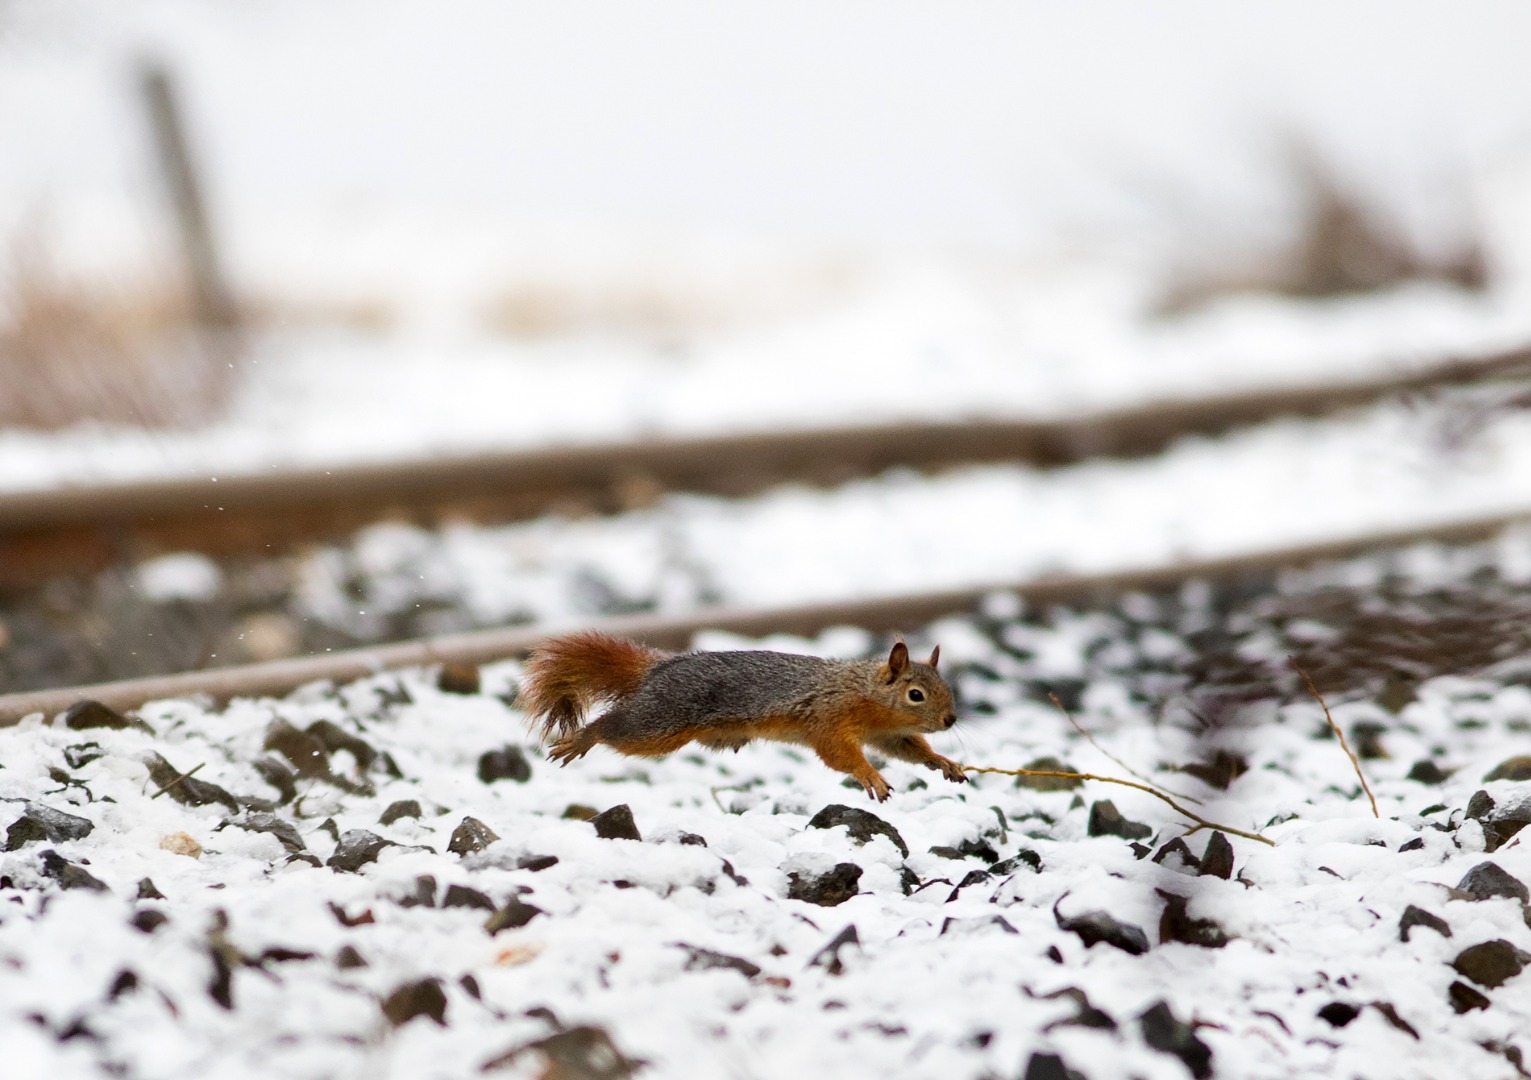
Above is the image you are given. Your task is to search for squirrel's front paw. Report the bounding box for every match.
[861,773,892,802]
[935,757,968,784]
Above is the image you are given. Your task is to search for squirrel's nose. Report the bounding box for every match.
[943,714,957,729]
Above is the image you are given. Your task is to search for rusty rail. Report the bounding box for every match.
[3,505,1526,726]
[2,343,1529,586]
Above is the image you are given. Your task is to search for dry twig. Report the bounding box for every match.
[1289,658,1378,817]
[151,761,206,800]
[962,764,1275,847]
[1048,691,1203,804]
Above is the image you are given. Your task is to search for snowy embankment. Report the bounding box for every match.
[4,533,1531,1080]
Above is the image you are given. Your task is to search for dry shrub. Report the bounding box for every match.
[482,264,857,346]
[0,238,238,430]
[1157,146,1488,316]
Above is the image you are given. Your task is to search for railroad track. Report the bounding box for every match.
[2,342,1529,588]
[3,504,1527,726]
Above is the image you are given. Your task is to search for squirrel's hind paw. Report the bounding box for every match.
[547,731,596,766]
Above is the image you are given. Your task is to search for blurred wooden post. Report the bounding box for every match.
[139,61,238,330]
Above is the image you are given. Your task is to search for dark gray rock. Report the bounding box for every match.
[516,854,559,872]
[807,804,909,857]
[437,661,481,695]
[939,915,1018,937]
[262,721,332,780]
[136,878,165,900]
[1457,862,1529,903]
[477,746,532,784]
[1399,905,1452,942]
[62,743,105,770]
[1449,979,1490,1013]
[591,805,641,841]
[990,849,1043,876]
[442,884,496,912]
[787,863,862,907]
[219,813,306,853]
[1151,838,1201,873]
[1485,756,1531,782]
[676,944,761,978]
[1453,939,1531,988]
[1316,1001,1360,1027]
[326,830,393,872]
[142,753,239,813]
[1466,790,1496,820]
[1198,831,1235,880]
[1139,1000,1212,1080]
[396,875,437,908]
[335,945,368,969]
[379,799,423,826]
[447,817,500,856]
[39,849,108,892]
[1087,800,1152,841]
[5,802,94,850]
[1014,756,1082,792]
[250,756,298,805]
[1023,1052,1087,1080]
[130,910,169,934]
[381,978,447,1027]
[1158,891,1232,948]
[1054,900,1150,955]
[1406,759,1448,785]
[63,700,132,730]
[485,897,544,934]
[807,924,860,975]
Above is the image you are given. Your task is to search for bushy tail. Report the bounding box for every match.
[519,631,666,740]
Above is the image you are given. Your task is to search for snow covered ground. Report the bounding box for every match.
[6,533,1531,1080]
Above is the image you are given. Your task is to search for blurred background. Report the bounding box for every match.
[5,0,1531,691]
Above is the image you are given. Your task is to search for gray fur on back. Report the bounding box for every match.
[617,650,852,730]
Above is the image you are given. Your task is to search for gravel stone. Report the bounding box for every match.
[591,804,642,841]
[787,863,862,906]
[1139,1000,1212,1079]
[476,746,532,784]
[62,700,133,730]
[1054,900,1150,955]
[1198,831,1235,880]
[1457,861,1529,903]
[39,849,108,892]
[379,799,423,825]
[326,830,393,872]
[381,978,447,1027]
[5,802,94,850]
[1399,905,1452,942]
[1452,939,1531,988]
[1087,800,1152,841]
[447,817,500,856]
[1485,756,1531,782]
[806,804,909,857]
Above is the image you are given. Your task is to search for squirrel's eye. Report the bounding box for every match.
[907,688,925,703]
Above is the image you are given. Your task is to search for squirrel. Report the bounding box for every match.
[519,631,966,801]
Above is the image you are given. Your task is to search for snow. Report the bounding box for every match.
[7,537,1531,1079]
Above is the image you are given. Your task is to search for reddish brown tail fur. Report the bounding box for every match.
[519,631,665,740]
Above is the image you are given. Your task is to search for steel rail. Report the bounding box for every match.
[2,505,1526,726]
[2,344,1528,586]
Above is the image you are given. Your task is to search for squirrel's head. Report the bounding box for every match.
[876,639,958,733]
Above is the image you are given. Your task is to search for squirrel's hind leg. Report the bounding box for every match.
[548,726,599,765]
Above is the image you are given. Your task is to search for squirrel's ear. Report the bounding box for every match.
[886,640,910,680]
[927,645,940,670]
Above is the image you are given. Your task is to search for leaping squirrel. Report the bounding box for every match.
[519,631,965,801]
